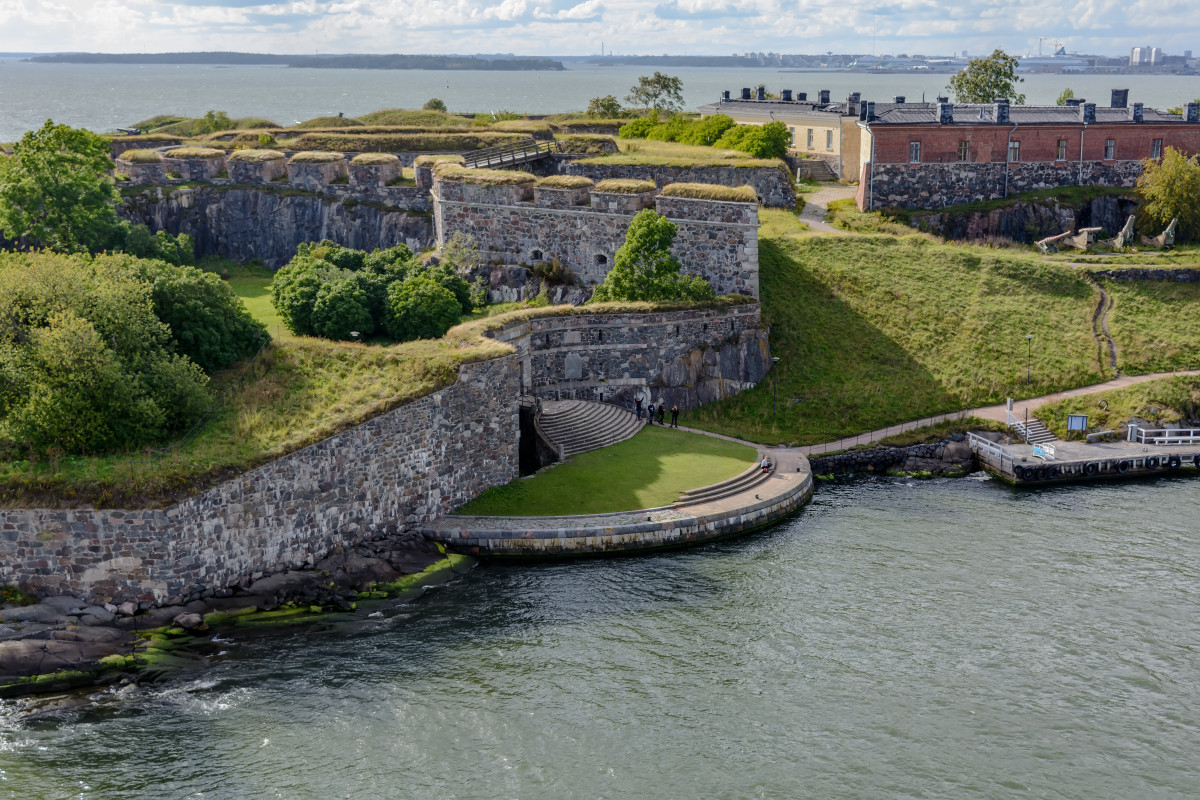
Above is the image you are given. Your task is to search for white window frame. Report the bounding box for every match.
[1152,138,1163,159]
[1056,139,1068,161]
[1104,139,1116,160]
[958,141,969,162]
[1008,140,1020,163]
[806,128,814,148]
[909,141,921,163]
[825,130,834,151]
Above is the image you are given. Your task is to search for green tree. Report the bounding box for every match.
[423,98,448,112]
[587,95,624,118]
[590,210,716,303]
[311,277,375,341]
[626,72,684,114]
[945,49,1026,104]
[1136,146,1200,242]
[0,120,120,253]
[1055,87,1075,106]
[271,257,330,336]
[384,274,462,341]
[194,110,235,135]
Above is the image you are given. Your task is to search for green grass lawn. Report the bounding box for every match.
[1104,280,1200,373]
[456,426,757,516]
[228,275,289,339]
[690,234,1107,445]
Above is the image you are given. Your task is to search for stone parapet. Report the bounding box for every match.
[287,159,350,191]
[163,155,227,181]
[0,356,520,605]
[565,161,796,208]
[115,161,165,184]
[350,160,403,188]
[228,158,287,184]
[590,189,658,214]
[533,185,591,209]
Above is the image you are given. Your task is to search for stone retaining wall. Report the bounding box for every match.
[0,356,520,605]
[562,161,796,208]
[121,185,433,267]
[810,438,976,476]
[488,304,770,410]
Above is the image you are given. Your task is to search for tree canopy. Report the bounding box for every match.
[945,49,1026,105]
[0,120,121,253]
[587,95,624,118]
[626,72,684,114]
[1055,87,1075,106]
[1137,146,1200,243]
[590,210,715,303]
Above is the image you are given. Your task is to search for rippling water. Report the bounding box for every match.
[3,474,1200,799]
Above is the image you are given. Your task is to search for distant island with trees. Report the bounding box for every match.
[26,52,565,71]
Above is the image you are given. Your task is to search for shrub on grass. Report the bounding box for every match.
[311,278,376,340]
[385,275,462,341]
[590,210,716,303]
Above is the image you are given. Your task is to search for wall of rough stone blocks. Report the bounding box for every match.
[433,177,759,297]
[0,356,520,605]
[561,161,796,208]
[488,304,770,411]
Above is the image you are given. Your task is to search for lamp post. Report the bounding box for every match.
[1026,334,1033,389]
[771,356,781,417]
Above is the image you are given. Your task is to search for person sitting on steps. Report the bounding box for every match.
[761,455,772,474]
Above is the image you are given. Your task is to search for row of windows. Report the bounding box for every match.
[788,127,835,151]
[908,138,1165,163]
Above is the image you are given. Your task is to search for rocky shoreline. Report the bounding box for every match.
[808,435,988,479]
[0,530,462,699]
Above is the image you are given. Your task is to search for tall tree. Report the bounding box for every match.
[590,210,715,303]
[626,72,684,114]
[1136,146,1200,242]
[945,49,1026,104]
[0,120,120,253]
[1055,87,1075,106]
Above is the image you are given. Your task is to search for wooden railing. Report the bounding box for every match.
[463,138,561,170]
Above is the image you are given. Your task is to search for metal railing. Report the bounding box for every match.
[1128,425,1200,445]
[803,409,972,456]
[463,137,561,170]
[967,431,1016,473]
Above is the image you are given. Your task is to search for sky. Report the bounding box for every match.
[0,0,1196,58]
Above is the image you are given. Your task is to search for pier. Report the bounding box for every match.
[968,429,1200,485]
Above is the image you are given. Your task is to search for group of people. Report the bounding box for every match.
[635,396,679,428]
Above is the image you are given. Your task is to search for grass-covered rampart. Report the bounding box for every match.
[1034,376,1200,438]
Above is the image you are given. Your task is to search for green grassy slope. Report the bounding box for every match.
[457,426,756,516]
[1103,280,1200,374]
[691,232,1108,445]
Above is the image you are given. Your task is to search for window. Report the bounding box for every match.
[1056,139,1068,161]
[958,141,969,162]
[788,127,795,145]
[1008,140,1020,162]
[1104,139,1116,160]
[531,249,543,261]
[909,141,921,163]
[826,130,834,150]
[806,128,814,148]
[595,254,608,267]
[1152,138,1163,159]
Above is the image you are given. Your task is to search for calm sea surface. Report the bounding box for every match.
[2,475,1199,799]
[2,60,1200,142]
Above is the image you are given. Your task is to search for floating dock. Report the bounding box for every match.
[968,432,1200,485]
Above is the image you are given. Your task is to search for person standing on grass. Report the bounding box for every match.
[657,404,665,425]
[635,395,644,421]
[647,401,655,425]
[670,404,679,428]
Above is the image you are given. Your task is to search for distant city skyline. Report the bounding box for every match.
[1,0,1197,59]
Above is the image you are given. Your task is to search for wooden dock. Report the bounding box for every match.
[968,432,1200,485]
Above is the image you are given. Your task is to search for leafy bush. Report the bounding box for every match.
[0,252,212,454]
[311,278,376,340]
[590,210,716,303]
[713,121,791,159]
[587,95,624,118]
[423,98,448,112]
[385,275,462,341]
[620,113,789,159]
[118,224,195,266]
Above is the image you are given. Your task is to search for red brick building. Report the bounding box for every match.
[855,91,1200,210]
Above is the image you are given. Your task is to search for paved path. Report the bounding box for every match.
[797,183,856,233]
[793,369,1200,456]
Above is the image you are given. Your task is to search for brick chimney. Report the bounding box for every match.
[781,89,793,102]
[1111,88,1129,108]
[865,101,876,120]
[797,92,807,101]
[1080,102,1097,123]
[894,96,905,104]
[1187,102,1200,123]
[993,98,1010,124]
[756,86,766,101]
[741,87,751,100]
[859,100,868,120]
[1130,102,1144,122]
[937,103,954,124]
[819,89,830,104]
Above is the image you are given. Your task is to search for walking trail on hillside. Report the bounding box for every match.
[784,370,1200,456]
[797,183,856,233]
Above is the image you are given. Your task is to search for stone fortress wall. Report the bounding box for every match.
[0,357,520,605]
[0,302,768,604]
[432,172,760,298]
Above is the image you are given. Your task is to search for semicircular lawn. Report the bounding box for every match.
[457,425,758,517]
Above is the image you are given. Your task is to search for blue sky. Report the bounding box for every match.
[0,0,1195,57]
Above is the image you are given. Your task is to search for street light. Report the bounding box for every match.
[771,356,781,417]
[1026,334,1033,388]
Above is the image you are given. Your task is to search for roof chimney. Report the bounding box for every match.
[756,86,766,101]
[781,89,793,102]
[741,87,751,100]
[993,98,1010,124]
[894,96,905,104]
[1111,88,1129,108]
[865,101,876,121]
[1187,102,1200,123]
[1065,97,1083,107]
[849,91,861,105]
[936,95,949,104]
[1080,102,1097,123]
[797,92,807,101]
[938,102,954,124]
[1130,102,1143,122]
[819,89,830,104]
[859,100,868,120]
[722,90,730,102]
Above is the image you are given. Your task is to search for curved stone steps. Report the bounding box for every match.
[538,400,644,456]
[676,458,774,506]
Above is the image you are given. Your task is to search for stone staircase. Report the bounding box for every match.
[796,159,836,181]
[1012,417,1058,444]
[537,400,644,457]
[675,458,774,507]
